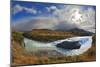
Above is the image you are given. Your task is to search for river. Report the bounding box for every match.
[24,36,92,56]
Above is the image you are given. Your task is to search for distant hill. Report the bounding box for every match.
[56,28,94,34]
[32,29,53,32]
[23,28,94,42]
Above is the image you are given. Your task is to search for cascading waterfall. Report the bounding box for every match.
[24,36,92,56]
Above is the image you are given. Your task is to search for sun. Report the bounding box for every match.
[71,9,83,24]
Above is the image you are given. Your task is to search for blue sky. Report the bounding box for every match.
[11,1,64,22]
[11,1,96,32]
[11,1,96,22]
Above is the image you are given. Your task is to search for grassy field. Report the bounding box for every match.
[23,29,93,42]
[11,30,96,66]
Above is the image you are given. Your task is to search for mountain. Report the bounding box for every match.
[55,28,94,35]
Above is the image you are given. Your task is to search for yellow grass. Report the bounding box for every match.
[11,31,96,66]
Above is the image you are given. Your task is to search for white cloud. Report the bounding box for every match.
[49,6,57,10]
[12,4,37,14]
[50,5,96,33]
[46,6,57,12]
[12,17,58,31]
[24,7,37,14]
[12,16,78,31]
[12,4,23,14]
[12,5,95,33]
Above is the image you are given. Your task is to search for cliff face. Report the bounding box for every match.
[23,29,94,42]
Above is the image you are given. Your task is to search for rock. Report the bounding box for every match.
[56,41,81,50]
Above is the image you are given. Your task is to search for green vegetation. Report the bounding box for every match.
[12,31,24,44]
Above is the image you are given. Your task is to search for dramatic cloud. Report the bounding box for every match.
[12,16,78,31]
[12,5,95,33]
[47,5,96,33]
[12,17,58,31]
[12,4,37,14]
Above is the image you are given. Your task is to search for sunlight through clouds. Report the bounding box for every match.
[46,5,95,32]
[11,2,95,33]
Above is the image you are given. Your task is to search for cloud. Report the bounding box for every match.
[24,7,37,14]
[12,16,78,31]
[12,4,23,14]
[49,5,96,33]
[12,4,37,14]
[46,6,57,12]
[12,17,58,31]
[12,5,95,33]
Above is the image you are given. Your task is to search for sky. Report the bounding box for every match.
[11,1,96,32]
